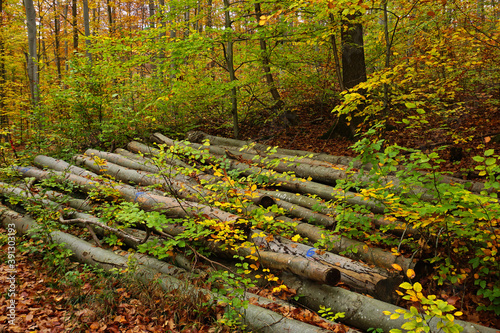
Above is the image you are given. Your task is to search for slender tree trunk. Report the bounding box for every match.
[0,0,6,126]
[382,0,390,116]
[24,0,39,108]
[72,0,78,50]
[82,0,91,63]
[106,0,114,33]
[53,0,61,82]
[184,6,190,38]
[169,1,177,80]
[157,0,166,77]
[206,0,213,31]
[328,14,344,91]
[148,0,155,29]
[254,2,282,110]
[223,0,239,139]
[63,3,69,72]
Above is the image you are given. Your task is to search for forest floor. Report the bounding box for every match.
[1,102,500,332]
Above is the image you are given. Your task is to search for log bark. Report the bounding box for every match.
[262,189,416,236]
[185,131,361,169]
[79,151,275,208]
[74,154,203,202]
[86,149,163,174]
[250,230,398,301]
[12,165,343,286]
[185,131,491,195]
[33,155,98,178]
[280,273,497,333]
[13,164,240,222]
[130,138,386,214]
[292,220,418,272]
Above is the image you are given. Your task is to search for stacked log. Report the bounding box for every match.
[2,133,496,333]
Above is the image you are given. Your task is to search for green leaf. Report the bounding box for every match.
[484,149,495,156]
[400,282,413,289]
[405,102,417,109]
[485,158,496,166]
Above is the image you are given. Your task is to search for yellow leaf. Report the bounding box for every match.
[400,282,413,289]
[406,269,416,279]
[291,234,301,242]
[413,282,422,292]
[383,311,392,315]
[251,184,257,191]
[392,263,403,271]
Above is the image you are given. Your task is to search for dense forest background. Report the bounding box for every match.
[1,0,499,158]
[1,1,500,332]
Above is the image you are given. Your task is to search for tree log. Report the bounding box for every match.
[0,206,339,333]
[185,131,492,195]
[183,132,493,197]
[262,189,416,235]
[78,151,275,208]
[250,230,400,301]
[280,273,497,333]
[129,139,386,214]
[13,165,240,222]
[185,130,362,169]
[292,220,418,272]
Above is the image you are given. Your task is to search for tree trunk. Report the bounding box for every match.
[53,0,61,82]
[106,0,114,33]
[24,0,39,107]
[328,13,344,91]
[254,2,283,110]
[82,0,92,63]
[72,0,78,50]
[0,0,6,127]
[327,12,367,140]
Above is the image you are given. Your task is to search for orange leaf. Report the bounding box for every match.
[485,137,491,143]
[392,263,403,271]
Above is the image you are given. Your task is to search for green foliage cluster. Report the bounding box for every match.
[329,126,500,318]
[385,281,464,333]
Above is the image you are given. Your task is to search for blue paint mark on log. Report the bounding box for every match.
[306,248,316,257]
[134,192,145,202]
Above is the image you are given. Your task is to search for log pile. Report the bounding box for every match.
[0,132,496,333]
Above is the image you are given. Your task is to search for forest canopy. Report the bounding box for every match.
[0,0,498,152]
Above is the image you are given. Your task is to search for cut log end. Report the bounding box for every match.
[257,195,275,208]
[374,276,403,304]
[325,267,341,286]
